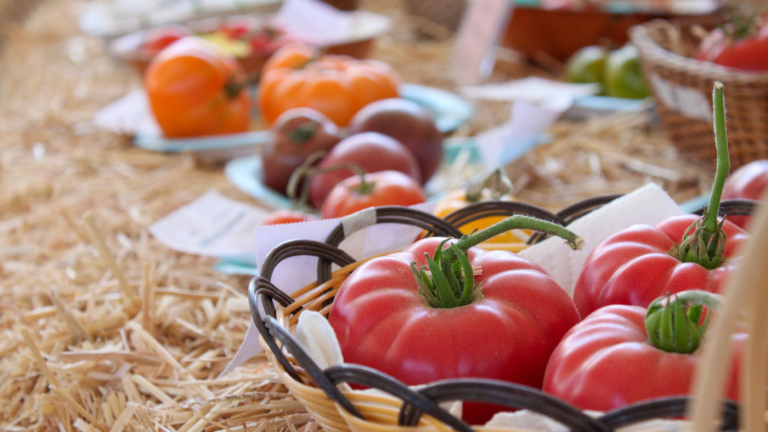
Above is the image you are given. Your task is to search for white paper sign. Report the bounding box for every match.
[460,77,600,104]
[149,190,268,264]
[649,73,712,121]
[518,183,685,295]
[275,0,354,46]
[221,201,435,376]
[475,95,572,169]
[93,89,161,136]
[451,0,514,86]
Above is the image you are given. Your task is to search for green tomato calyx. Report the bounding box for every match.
[411,215,584,309]
[289,122,319,144]
[645,290,720,354]
[679,82,730,270]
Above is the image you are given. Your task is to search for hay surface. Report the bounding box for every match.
[0,0,709,431]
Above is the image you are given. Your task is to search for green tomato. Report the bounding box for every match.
[566,46,608,85]
[604,45,651,100]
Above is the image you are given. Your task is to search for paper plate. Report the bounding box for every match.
[133,84,473,155]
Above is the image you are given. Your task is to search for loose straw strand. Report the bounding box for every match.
[82,213,135,307]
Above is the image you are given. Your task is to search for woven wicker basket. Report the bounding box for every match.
[249,198,761,432]
[631,19,768,169]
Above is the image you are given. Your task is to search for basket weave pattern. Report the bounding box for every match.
[631,20,768,169]
[250,200,761,432]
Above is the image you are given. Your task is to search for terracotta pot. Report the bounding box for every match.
[501,6,721,61]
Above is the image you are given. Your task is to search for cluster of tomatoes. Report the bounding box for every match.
[144,38,406,139]
[261,96,444,224]
[141,18,292,58]
[325,87,768,425]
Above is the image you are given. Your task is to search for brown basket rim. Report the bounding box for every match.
[255,259,741,432]
[630,19,768,85]
[250,197,762,431]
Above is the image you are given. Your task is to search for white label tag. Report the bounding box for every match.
[451,0,513,86]
[518,183,685,295]
[475,95,571,169]
[93,89,160,136]
[649,73,712,121]
[460,77,600,103]
[221,201,436,376]
[341,207,377,238]
[275,0,354,46]
[149,190,267,263]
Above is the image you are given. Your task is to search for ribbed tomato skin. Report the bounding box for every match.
[329,238,580,424]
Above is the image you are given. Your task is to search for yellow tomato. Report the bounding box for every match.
[434,189,529,252]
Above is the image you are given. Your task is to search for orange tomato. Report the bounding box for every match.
[258,43,399,127]
[262,43,318,72]
[145,37,250,138]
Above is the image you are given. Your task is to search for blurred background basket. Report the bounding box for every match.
[404,0,722,59]
[631,19,768,169]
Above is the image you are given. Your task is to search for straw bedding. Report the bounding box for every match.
[0,0,712,430]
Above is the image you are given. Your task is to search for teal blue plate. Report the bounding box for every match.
[134,84,473,153]
[225,137,484,209]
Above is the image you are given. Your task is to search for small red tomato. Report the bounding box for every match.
[261,210,318,226]
[723,159,768,201]
[145,37,250,138]
[320,170,426,219]
[143,26,192,52]
[348,99,443,183]
[308,132,421,209]
[250,34,272,51]
[696,22,768,71]
[220,18,252,40]
[544,291,760,411]
[262,108,341,195]
[722,159,768,228]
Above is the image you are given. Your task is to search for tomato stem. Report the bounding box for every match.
[287,151,326,212]
[705,82,730,234]
[287,155,374,209]
[645,290,720,354]
[289,122,319,144]
[411,215,583,309]
[465,168,513,203]
[452,215,584,256]
[678,83,730,270]
[224,70,260,99]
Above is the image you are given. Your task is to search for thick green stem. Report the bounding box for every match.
[678,83,730,270]
[704,82,730,234]
[448,215,583,260]
[645,290,720,354]
[412,215,584,309]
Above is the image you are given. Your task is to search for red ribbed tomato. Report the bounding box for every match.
[544,291,759,411]
[722,159,768,228]
[329,236,580,424]
[573,214,748,317]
